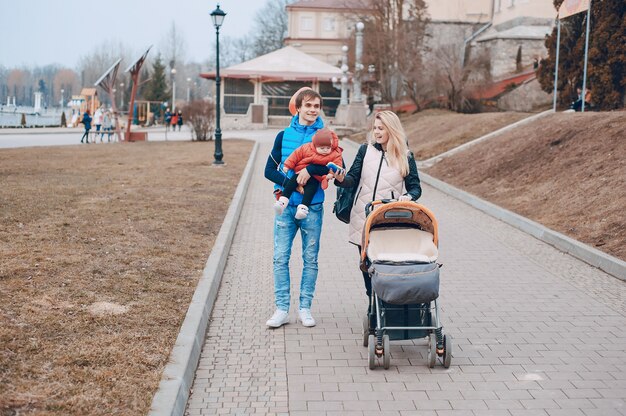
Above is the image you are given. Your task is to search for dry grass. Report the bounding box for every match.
[0,140,254,415]
[403,109,530,159]
[347,109,530,160]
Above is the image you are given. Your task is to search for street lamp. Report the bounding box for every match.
[170,68,177,111]
[353,21,365,103]
[340,45,349,106]
[187,77,192,102]
[210,3,226,165]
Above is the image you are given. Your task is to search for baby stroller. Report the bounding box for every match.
[360,200,452,370]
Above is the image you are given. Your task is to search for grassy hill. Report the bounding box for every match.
[423,111,625,260]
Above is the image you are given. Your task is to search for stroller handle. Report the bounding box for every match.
[366,199,413,216]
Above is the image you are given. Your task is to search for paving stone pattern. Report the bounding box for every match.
[186,138,626,415]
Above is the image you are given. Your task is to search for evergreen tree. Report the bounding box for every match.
[537,0,625,109]
[143,55,170,104]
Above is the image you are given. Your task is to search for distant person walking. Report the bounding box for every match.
[164,108,172,131]
[93,107,104,142]
[176,111,183,131]
[102,110,113,142]
[80,110,92,144]
[171,112,178,131]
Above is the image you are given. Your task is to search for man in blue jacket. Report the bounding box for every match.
[264,89,330,328]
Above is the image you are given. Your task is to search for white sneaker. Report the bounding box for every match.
[298,308,316,327]
[266,309,290,328]
[274,196,289,215]
[294,204,309,220]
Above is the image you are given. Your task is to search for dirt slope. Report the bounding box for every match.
[425,111,626,260]
[403,109,531,160]
[348,109,530,160]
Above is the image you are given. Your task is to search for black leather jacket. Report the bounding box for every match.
[336,142,422,200]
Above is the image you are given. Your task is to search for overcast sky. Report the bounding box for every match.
[0,0,265,68]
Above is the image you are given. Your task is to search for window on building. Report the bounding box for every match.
[301,16,313,31]
[323,17,335,32]
[223,78,254,114]
[318,82,341,117]
[262,81,310,116]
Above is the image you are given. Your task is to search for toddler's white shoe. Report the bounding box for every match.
[298,308,316,327]
[274,196,289,215]
[294,204,309,219]
[266,309,290,328]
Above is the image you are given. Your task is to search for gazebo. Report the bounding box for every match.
[200,46,344,128]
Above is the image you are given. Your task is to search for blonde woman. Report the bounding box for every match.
[334,110,422,296]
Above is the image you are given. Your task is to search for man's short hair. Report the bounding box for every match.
[295,89,323,110]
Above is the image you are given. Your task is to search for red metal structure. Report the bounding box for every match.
[124,46,152,141]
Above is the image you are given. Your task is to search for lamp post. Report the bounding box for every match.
[170,68,177,111]
[186,77,192,102]
[210,4,226,165]
[119,83,124,110]
[340,45,349,106]
[353,21,365,103]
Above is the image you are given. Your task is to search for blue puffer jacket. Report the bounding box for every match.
[277,115,325,206]
[82,113,92,129]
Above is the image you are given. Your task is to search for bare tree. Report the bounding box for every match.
[6,69,30,106]
[361,0,429,106]
[251,0,291,56]
[53,68,81,106]
[431,44,491,112]
[160,21,187,71]
[77,40,133,87]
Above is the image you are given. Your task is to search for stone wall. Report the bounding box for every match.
[425,21,479,51]
[497,78,552,112]
[475,37,547,79]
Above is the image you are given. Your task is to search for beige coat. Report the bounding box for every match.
[349,144,405,246]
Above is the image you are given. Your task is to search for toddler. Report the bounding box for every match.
[275,128,344,219]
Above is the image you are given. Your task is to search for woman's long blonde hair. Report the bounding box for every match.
[369,111,409,177]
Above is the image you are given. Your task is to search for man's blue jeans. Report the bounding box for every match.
[273,203,323,311]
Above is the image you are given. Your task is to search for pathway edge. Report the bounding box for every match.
[148,141,260,416]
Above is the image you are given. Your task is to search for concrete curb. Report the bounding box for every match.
[341,138,625,281]
[419,109,554,168]
[148,141,260,416]
[420,172,626,281]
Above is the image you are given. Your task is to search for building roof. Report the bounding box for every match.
[476,25,552,42]
[80,88,97,96]
[200,46,343,82]
[287,0,373,10]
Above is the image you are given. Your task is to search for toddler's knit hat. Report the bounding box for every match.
[312,128,337,148]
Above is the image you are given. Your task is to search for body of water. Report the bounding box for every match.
[0,107,66,127]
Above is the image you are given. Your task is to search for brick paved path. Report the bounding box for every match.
[186,138,626,416]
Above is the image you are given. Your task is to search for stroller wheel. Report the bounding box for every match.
[443,334,452,368]
[382,335,390,369]
[427,333,437,368]
[367,335,376,369]
[362,314,369,347]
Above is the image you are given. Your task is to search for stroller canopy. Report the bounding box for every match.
[361,202,439,266]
